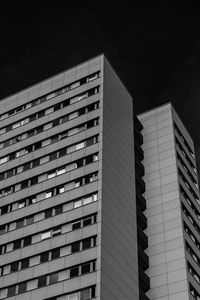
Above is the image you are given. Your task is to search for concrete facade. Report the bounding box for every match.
[139,103,200,300]
[0,55,139,300]
[0,55,200,300]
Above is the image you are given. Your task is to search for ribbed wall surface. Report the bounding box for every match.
[139,104,189,300]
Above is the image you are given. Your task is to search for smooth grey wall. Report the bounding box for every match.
[100,57,139,300]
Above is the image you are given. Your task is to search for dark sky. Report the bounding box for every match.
[1,1,200,168]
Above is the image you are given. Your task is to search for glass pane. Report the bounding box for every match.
[69,293,79,300]
[80,289,90,300]
[41,231,51,240]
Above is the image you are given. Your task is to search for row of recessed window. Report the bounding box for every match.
[46,286,96,300]
[0,151,98,198]
[0,72,100,121]
[182,203,200,236]
[175,136,196,173]
[0,110,99,165]
[0,87,99,150]
[186,241,200,268]
[184,222,200,250]
[178,168,199,201]
[180,185,200,218]
[0,151,98,216]
[188,262,200,285]
[177,152,198,188]
[0,109,98,164]
[174,122,195,159]
[0,166,97,199]
[0,84,100,137]
[0,213,97,255]
[0,191,98,235]
[0,127,99,181]
[190,284,200,300]
[0,114,98,166]
[0,192,98,235]
[0,236,96,277]
[0,260,96,299]
[0,89,98,140]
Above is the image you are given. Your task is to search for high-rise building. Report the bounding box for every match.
[0,55,139,300]
[138,104,200,300]
[0,54,199,300]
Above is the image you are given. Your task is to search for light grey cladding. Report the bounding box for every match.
[139,104,189,300]
[100,57,139,300]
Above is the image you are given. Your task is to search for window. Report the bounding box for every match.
[38,174,47,182]
[83,218,92,227]
[29,256,40,267]
[81,263,91,274]
[1,206,8,215]
[55,205,63,215]
[87,73,99,82]
[80,289,90,300]
[93,194,97,201]
[0,225,6,234]
[74,200,82,208]
[47,92,56,100]
[32,159,40,167]
[40,156,49,164]
[3,265,10,275]
[49,152,57,161]
[72,222,81,230]
[75,142,84,150]
[40,252,49,263]
[58,187,65,194]
[83,197,92,205]
[23,236,32,246]
[59,148,67,157]
[6,169,14,178]
[57,168,65,176]
[49,273,58,284]
[54,103,61,111]
[60,246,70,257]
[51,248,60,260]
[21,180,29,189]
[18,200,26,209]
[43,123,52,131]
[71,82,80,89]
[0,157,8,164]
[26,216,34,225]
[68,293,79,300]
[38,275,47,287]
[10,262,19,273]
[23,162,31,171]
[52,226,61,237]
[69,111,78,120]
[48,171,56,179]
[18,282,27,294]
[13,240,21,250]
[42,139,51,147]
[16,219,24,229]
[45,209,52,219]
[21,259,29,270]
[7,286,16,297]
[13,122,21,129]
[82,238,91,250]
[70,267,79,278]
[45,191,52,198]
[45,107,54,115]
[41,231,51,240]
[71,242,80,253]
[26,279,38,291]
